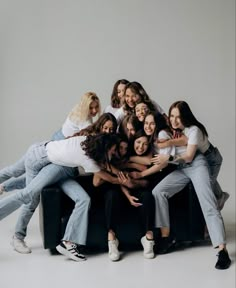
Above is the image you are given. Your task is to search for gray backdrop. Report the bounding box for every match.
[0,0,235,221]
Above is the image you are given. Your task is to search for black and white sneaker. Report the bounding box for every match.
[56,241,86,262]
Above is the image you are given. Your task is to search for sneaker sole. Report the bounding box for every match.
[56,244,86,262]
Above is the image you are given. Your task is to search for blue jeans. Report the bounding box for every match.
[0,142,90,245]
[152,153,226,248]
[205,146,223,199]
[0,128,64,191]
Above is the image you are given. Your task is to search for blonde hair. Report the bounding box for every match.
[68,92,101,125]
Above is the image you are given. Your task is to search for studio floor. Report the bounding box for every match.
[0,206,235,288]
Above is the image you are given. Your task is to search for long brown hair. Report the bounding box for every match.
[169,101,208,138]
[75,113,117,136]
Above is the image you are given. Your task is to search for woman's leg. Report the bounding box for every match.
[184,154,226,248]
[1,175,26,193]
[134,188,155,259]
[0,163,74,221]
[0,155,26,184]
[103,184,121,261]
[59,178,91,245]
[152,169,190,229]
[55,178,90,261]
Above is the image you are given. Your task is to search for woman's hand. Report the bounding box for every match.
[128,195,142,207]
[151,154,169,165]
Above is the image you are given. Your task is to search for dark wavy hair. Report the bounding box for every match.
[77,113,117,136]
[110,133,130,168]
[81,133,120,166]
[110,79,130,108]
[123,81,154,114]
[168,101,208,138]
[118,114,143,138]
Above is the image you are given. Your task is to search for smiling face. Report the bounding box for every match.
[134,136,149,155]
[89,100,100,117]
[169,107,184,130]
[101,120,114,134]
[135,103,149,122]
[117,83,126,100]
[125,88,141,108]
[144,114,156,136]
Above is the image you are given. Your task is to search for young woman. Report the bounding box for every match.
[0,92,101,192]
[77,113,117,136]
[134,100,156,122]
[151,101,231,270]
[0,133,120,262]
[104,79,129,115]
[0,95,103,255]
[153,115,228,210]
[114,81,166,124]
[92,132,149,262]
[118,114,143,140]
[118,130,156,259]
[129,112,176,183]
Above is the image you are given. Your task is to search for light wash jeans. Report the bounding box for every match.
[152,153,226,248]
[0,128,64,191]
[205,145,223,200]
[0,141,90,245]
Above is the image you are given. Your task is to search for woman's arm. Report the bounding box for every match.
[130,161,168,179]
[156,134,188,149]
[93,170,120,187]
[129,154,152,165]
[151,143,198,166]
[120,185,142,207]
[125,162,147,171]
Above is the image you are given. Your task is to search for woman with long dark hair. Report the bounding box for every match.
[0,133,120,262]
[151,101,231,270]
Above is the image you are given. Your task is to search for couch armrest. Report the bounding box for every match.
[39,186,63,249]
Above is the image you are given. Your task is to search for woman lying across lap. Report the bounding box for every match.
[0,92,101,254]
[0,132,126,262]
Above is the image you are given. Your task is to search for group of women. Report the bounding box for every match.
[0,80,231,269]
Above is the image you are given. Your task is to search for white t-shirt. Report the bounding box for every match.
[153,130,175,156]
[61,117,92,137]
[104,105,119,116]
[175,125,210,155]
[46,136,101,173]
[114,106,126,125]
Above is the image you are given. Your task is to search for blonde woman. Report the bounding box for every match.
[60,91,101,137]
[0,92,101,254]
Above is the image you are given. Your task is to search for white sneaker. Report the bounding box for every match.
[56,241,86,261]
[11,235,32,254]
[141,236,155,259]
[108,239,120,261]
[218,192,230,210]
[0,184,5,195]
